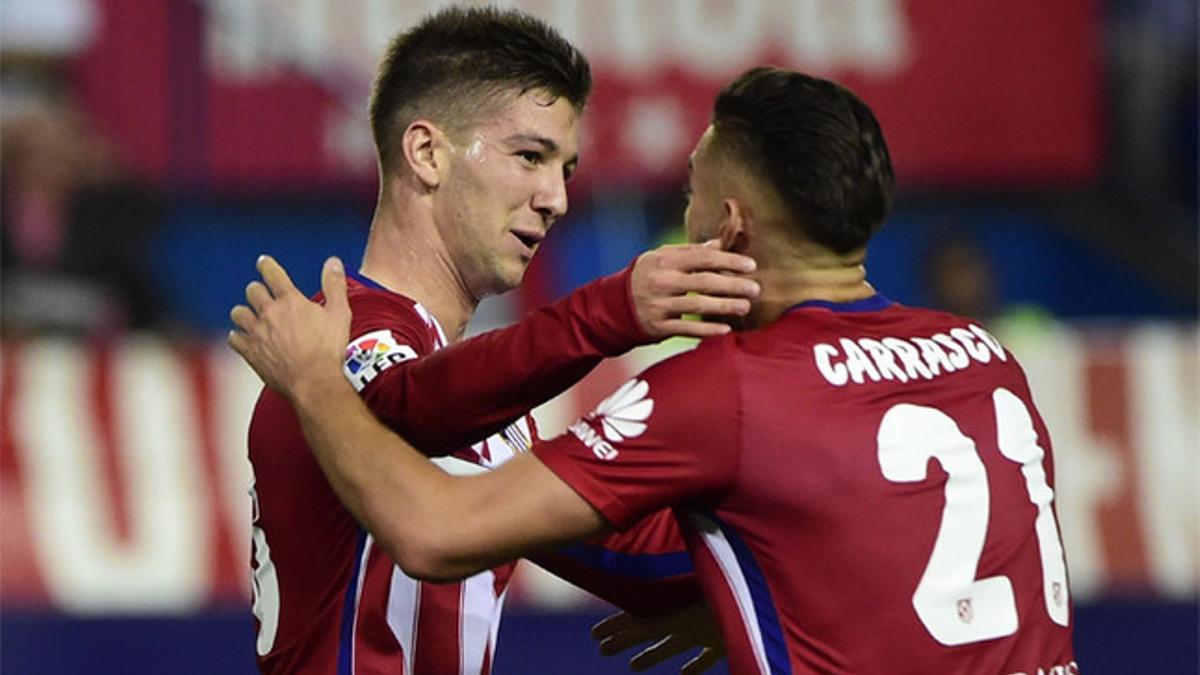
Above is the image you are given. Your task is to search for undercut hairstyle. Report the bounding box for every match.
[369,6,591,173]
[711,67,895,254]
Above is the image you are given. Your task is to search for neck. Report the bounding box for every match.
[745,243,875,329]
[359,186,477,342]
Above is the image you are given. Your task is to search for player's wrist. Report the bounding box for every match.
[288,365,353,413]
[587,262,653,351]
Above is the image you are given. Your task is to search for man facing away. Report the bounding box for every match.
[245,6,759,674]
[234,66,1077,674]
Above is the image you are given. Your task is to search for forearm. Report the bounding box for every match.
[291,375,457,574]
[231,255,618,578]
[291,375,609,581]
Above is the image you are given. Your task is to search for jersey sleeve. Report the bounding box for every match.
[532,339,742,530]
[531,509,704,616]
[528,406,703,615]
[360,263,651,454]
[341,292,438,394]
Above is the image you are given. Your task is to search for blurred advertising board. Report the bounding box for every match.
[1,324,1195,613]
[74,0,1101,191]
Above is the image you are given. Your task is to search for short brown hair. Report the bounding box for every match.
[369,6,591,172]
[712,67,895,254]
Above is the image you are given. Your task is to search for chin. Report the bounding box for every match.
[488,262,529,295]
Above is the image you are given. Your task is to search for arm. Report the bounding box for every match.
[362,242,759,453]
[296,383,608,580]
[232,256,610,580]
[230,256,739,580]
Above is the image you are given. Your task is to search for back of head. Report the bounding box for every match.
[711,67,895,254]
[369,6,591,174]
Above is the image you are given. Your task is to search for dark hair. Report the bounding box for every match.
[711,67,894,253]
[369,6,591,172]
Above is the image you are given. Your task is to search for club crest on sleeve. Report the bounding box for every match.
[342,330,418,392]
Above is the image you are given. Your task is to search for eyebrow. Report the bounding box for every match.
[504,133,560,155]
[506,133,580,176]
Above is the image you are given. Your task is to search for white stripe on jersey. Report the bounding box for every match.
[431,456,489,476]
[487,588,507,668]
[360,305,506,674]
[371,457,507,674]
[386,561,420,674]
[687,512,770,675]
[414,301,450,348]
[461,570,499,675]
[349,535,374,674]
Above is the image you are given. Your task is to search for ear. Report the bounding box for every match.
[718,198,751,253]
[400,120,444,189]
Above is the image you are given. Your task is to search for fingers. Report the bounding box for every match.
[667,294,752,319]
[593,611,676,658]
[655,319,732,338]
[230,304,257,333]
[680,647,723,675]
[673,271,760,300]
[226,330,249,360]
[228,305,264,381]
[597,623,663,656]
[245,281,272,314]
[666,244,756,275]
[256,255,299,300]
[630,636,692,672]
[321,257,349,315]
[631,241,761,340]
[591,611,637,641]
[226,329,277,391]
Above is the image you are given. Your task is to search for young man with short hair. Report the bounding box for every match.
[244,7,758,673]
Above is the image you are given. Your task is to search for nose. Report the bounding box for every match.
[531,171,569,223]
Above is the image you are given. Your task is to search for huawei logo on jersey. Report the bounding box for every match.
[593,379,654,441]
[569,379,654,461]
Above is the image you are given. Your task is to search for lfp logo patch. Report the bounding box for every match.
[342,329,418,392]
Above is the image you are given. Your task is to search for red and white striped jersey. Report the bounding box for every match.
[248,268,698,674]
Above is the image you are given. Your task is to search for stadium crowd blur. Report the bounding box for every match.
[1,1,169,336]
[0,1,1195,674]
[1,0,1195,338]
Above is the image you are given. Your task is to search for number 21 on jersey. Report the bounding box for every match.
[877,388,1070,646]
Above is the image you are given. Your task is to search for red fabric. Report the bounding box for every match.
[531,509,703,617]
[359,264,648,454]
[250,267,694,673]
[535,303,1076,674]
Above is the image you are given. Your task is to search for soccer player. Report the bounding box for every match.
[232,67,1077,674]
[241,7,759,674]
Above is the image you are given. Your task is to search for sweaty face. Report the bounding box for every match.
[434,91,580,298]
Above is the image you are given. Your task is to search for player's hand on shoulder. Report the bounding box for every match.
[631,239,759,339]
[229,255,352,406]
[591,602,726,674]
